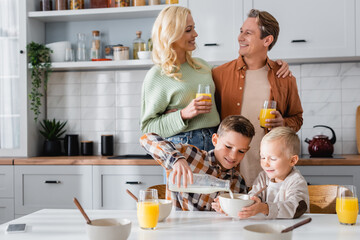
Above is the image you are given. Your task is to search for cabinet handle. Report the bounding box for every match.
[291,39,307,43]
[125,181,142,185]
[204,43,219,46]
[44,180,61,184]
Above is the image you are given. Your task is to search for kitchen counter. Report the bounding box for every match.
[0,154,359,165]
[1,209,359,240]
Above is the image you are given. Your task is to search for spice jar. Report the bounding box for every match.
[90,30,101,60]
[115,0,130,7]
[90,0,108,8]
[133,0,146,6]
[113,46,129,61]
[40,0,52,11]
[166,0,179,4]
[70,0,84,9]
[55,0,68,10]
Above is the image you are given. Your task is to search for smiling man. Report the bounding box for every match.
[140,115,255,211]
[212,9,303,186]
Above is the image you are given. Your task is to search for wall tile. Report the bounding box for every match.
[342,128,356,141]
[81,95,115,108]
[116,94,141,107]
[48,83,81,96]
[115,143,147,155]
[301,63,341,77]
[342,102,360,115]
[115,70,147,83]
[81,120,115,132]
[81,83,116,96]
[301,90,341,103]
[340,63,360,76]
[81,71,115,83]
[342,115,356,128]
[302,102,341,116]
[301,76,341,90]
[116,82,143,95]
[48,107,81,120]
[81,107,116,120]
[49,72,81,84]
[341,76,360,89]
[342,141,358,154]
[116,119,141,131]
[117,131,142,144]
[116,107,141,119]
[302,115,341,129]
[47,96,81,108]
[342,89,360,102]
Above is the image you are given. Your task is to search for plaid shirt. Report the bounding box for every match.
[140,133,247,211]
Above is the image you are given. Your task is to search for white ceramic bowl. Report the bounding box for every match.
[219,193,254,218]
[243,224,292,240]
[45,41,71,62]
[86,218,131,240]
[158,199,172,222]
[137,51,151,60]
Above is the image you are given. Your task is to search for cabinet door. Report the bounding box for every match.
[0,199,14,224]
[189,0,243,62]
[356,1,360,56]
[93,166,164,210]
[14,166,93,215]
[0,166,13,198]
[245,0,355,59]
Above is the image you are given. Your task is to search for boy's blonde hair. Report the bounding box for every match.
[261,127,300,157]
[217,115,255,139]
[151,6,209,81]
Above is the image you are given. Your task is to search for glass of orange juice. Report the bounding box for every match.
[259,100,276,128]
[196,84,211,102]
[336,185,359,225]
[137,189,159,230]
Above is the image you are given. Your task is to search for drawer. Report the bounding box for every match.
[15,166,92,215]
[0,166,13,198]
[93,166,164,210]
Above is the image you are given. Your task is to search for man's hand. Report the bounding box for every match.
[212,197,225,214]
[172,159,193,188]
[238,196,268,219]
[276,60,292,78]
[180,95,212,120]
[265,110,284,130]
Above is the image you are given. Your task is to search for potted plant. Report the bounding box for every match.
[39,119,67,156]
[27,42,52,122]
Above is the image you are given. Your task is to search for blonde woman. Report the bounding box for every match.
[140,6,219,151]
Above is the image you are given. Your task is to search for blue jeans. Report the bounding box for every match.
[166,127,217,152]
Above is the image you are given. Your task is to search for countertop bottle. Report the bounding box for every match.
[90,30,101,60]
[132,31,146,59]
[168,172,230,194]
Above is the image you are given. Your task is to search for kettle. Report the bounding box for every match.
[305,125,336,157]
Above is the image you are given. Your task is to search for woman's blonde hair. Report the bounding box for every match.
[151,6,207,80]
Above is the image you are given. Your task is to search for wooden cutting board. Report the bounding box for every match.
[357,106,360,154]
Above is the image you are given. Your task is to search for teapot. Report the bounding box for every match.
[305,125,336,157]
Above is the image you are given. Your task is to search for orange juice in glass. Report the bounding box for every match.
[259,100,276,128]
[196,84,211,102]
[137,189,159,230]
[336,185,359,225]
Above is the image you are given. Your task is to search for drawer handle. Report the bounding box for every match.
[204,43,219,46]
[44,180,61,184]
[291,39,307,43]
[125,181,142,185]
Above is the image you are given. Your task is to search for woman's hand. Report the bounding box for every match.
[180,95,212,120]
[172,159,193,188]
[212,197,225,214]
[276,60,292,78]
[238,196,268,219]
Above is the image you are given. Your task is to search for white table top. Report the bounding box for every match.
[0,209,359,240]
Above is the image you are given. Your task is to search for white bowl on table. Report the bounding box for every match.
[45,41,71,62]
[218,193,254,218]
[158,199,172,222]
[137,51,151,60]
[243,224,292,240]
[86,218,131,240]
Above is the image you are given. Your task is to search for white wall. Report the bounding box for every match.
[47,62,360,156]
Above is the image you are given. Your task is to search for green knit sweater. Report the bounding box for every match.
[140,58,220,138]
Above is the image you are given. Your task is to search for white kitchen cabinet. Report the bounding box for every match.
[93,165,163,210]
[14,166,93,215]
[296,166,360,200]
[189,0,242,63]
[0,166,14,224]
[244,0,356,60]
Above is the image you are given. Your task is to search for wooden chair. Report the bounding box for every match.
[147,184,166,199]
[308,185,338,214]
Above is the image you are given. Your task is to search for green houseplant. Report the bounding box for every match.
[39,119,67,156]
[27,42,52,122]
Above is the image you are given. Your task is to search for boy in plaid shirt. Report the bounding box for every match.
[140,115,255,211]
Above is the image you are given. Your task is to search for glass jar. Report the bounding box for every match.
[147,38,153,51]
[166,0,179,4]
[115,0,130,7]
[90,30,101,60]
[149,0,160,5]
[133,0,146,6]
[77,33,87,61]
[113,46,129,61]
[90,0,108,8]
[132,31,146,59]
[40,0,52,11]
[55,0,68,10]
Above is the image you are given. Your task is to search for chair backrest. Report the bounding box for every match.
[147,184,166,199]
[308,184,338,214]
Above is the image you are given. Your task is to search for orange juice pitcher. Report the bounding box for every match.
[336,185,359,225]
[259,100,276,128]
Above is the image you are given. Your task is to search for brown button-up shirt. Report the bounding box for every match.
[212,57,303,132]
